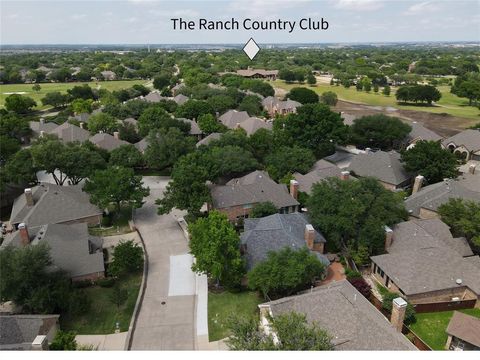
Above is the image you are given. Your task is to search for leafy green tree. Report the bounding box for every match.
[382,292,416,325]
[350,114,412,150]
[30,137,69,185]
[373,84,379,93]
[87,113,118,134]
[401,140,458,183]
[5,94,36,113]
[356,82,363,91]
[197,113,226,134]
[226,311,333,350]
[2,149,38,186]
[279,69,296,83]
[84,166,150,213]
[51,68,72,82]
[451,72,480,106]
[109,284,128,309]
[207,95,235,114]
[307,73,317,86]
[307,177,408,257]
[138,106,190,137]
[0,112,32,141]
[205,145,259,180]
[320,91,338,106]
[32,83,41,92]
[50,331,77,351]
[188,210,245,288]
[67,84,95,100]
[41,92,69,108]
[109,240,144,277]
[265,145,315,181]
[248,247,325,299]
[109,144,144,168]
[118,122,141,143]
[285,87,319,104]
[250,202,278,218]
[248,128,274,162]
[144,127,196,169]
[395,84,441,104]
[175,99,215,120]
[382,85,391,96]
[153,73,172,90]
[240,79,275,97]
[438,199,480,252]
[238,95,263,115]
[0,136,21,163]
[71,98,93,114]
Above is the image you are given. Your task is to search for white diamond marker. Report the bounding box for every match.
[243,38,260,60]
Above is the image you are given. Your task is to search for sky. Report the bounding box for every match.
[1,0,479,44]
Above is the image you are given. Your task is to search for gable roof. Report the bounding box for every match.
[89,133,129,151]
[262,280,416,350]
[177,118,202,135]
[236,69,278,77]
[0,315,59,350]
[9,183,102,227]
[123,117,138,127]
[405,178,480,217]
[173,94,189,105]
[238,117,272,135]
[406,122,442,144]
[446,311,480,347]
[442,129,480,152]
[29,121,58,135]
[348,150,410,186]
[134,138,149,152]
[241,213,328,270]
[294,160,344,194]
[210,170,299,209]
[196,132,222,147]
[219,110,250,129]
[47,122,90,143]
[144,91,168,103]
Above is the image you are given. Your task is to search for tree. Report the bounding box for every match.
[451,72,480,106]
[109,284,128,309]
[207,95,235,114]
[265,145,315,181]
[67,84,95,100]
[71,98,93,114]
[41,92,69,108]
[0,136,21,163]
[250,202,278,218]
[348,277,372,298]
[87,113,118,134]
[307,73,317,86]
[248,128,274,162]
[438,199,480,252]
[188,211,244,288]
[51,68,72,82]
[50,331,77,351]
[144,127,196,169]
[382,292,416,325]
[30,137,69,185]
[395,84,441,105]
[0,112,32,141]
[373,84,379,93]
[307,177,408,258]
[83,166,150,214]
[401,140,458,184]
[238,95,263,115]
[138,106,190,137]
[109,240,144,277]
[204,145,259,180]
[285,87,319,104]
[5,94,36,113]
[32,83,41,92]
[240,79,275,97]
[278,69,296,83]
[110,144,144,168]
[175,99,214,120]
[350,114,412,150]
[2,149,38,185]
[382,85,391,96]
[248,247,325,299]
[197,113,226,134]
[320,91,338,106]
[153,73,172,90]
[356,82,363,91]
[118,122,141,143]
[226,311,333,350]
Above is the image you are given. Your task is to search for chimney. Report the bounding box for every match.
[340,171,350,181]
[79,122,84,129]
[113,131,120,140]
[384,225,393,251]
[469,164,476,175]
[412,175,424,194]
[365,147,371,154]
[39,118,45,124]
[304,224,315,250]
[390,297,408,332]
[290,179,299,200]
[31,335,48,351]
[25,188,34,207]
[18,223,30,246]
[39,130,45,138]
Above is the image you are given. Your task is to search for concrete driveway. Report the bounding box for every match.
[130,176,197,350]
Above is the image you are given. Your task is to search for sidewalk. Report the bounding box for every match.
[76,332,127,350]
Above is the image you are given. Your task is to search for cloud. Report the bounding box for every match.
[71,14,86,20]
[228,0,311,18]
[149,9,200,18]
[332,0,384,11]
[404,1,441,15]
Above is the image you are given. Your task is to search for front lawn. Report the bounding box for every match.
[409,308,480,350]
[60,272,142,334]
[88,205,133,236]
[208,290,263,342]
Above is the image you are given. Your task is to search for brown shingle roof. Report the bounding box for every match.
[446,311,480,347]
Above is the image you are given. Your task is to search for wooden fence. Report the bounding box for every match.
[413,299,477,313]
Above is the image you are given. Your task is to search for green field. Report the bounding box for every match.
[274,81,480,120]
[409,308,480,350]
[0,80,150,110]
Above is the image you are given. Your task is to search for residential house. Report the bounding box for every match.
[29,119,58,138]
[1,222,105,282]
[144,91,168,103]
[0,315,59,350]
[209,170,299,222]
[89,132,129,151]
[100,70,116,81]
[47,122,90,143]
[134,138,149,153]
[238,117,272,136]
[340,112,358,126]
[173,94,189,105]
[68,112,91,124]
[196,132,222,147]
[293,159,347,195]
[445,311,480,351]
[235,68,278,80]
[122,117,138,130]
[370,218,480,307]
[218,110,250,129]
[442,129,480,161]
[240,213,328,271]
[258,280,416,350]
[404,121,442,149]
[178,118,203,139]
[9,184,102,229]
[262,96,301,117]
[348,150,411,190]
[171,83,185,96]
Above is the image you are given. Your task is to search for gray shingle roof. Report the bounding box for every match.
[219,110,250,129]
[29,121,58,136]
[405,178,480,217]
[263,280,416,350]
[348,150,410,186]
[123,117,138,127]
[406,122,442,144]
[177,118,202,135]
[9,183,102,227]
[173,94,189,105]
[144,91,168,103]
[47,122,90,143]
[210,170,299,209]
[294,160,343,194]
[241,213,328,271]
[134,138,149,152]
[0,315,59,350]
[196,132,222,147]
[89,133,129,151]
[238,117,272,135]
[446,311,480,347]
[442,129,480,152]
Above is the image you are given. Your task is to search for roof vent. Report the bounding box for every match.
[456,279,462,285]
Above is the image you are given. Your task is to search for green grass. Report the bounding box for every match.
[0,79,150,110]
[274,81,480,120]
[409,308,480,350]
[88,206,133,237]
[208,290,263,341]
[61,272,142,334]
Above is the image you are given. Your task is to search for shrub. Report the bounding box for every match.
[108,240,144,277]
[348,277,371,298]
[382,292,416,325]
[96,277,115,288]
[345,268,362,280]
[50,331,77,350]
[101,215,113,227]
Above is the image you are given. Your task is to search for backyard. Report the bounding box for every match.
[408,308,480,350]
[0,79,150,110]
[61,272,142,334]
[208,290,263,342]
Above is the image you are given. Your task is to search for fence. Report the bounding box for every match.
[413,299,477,313]
[402,325,432,351]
